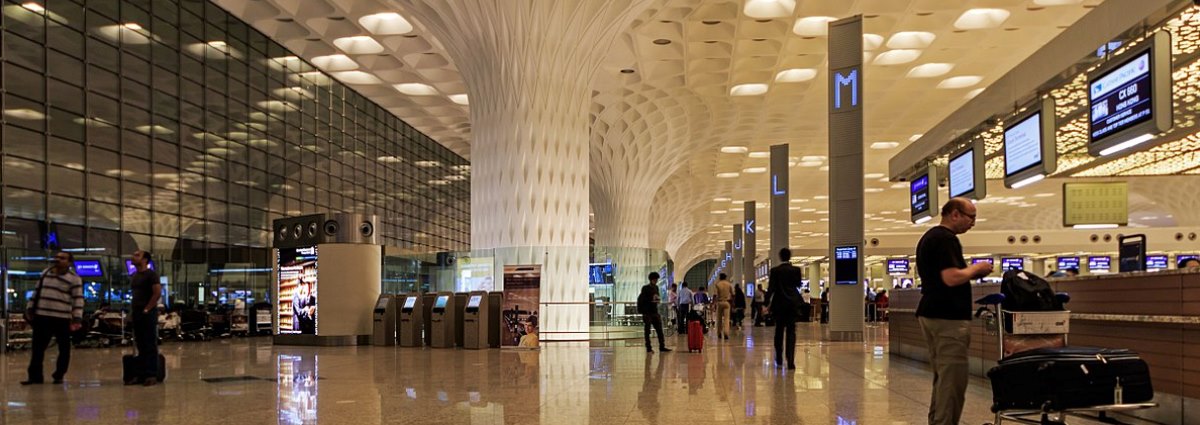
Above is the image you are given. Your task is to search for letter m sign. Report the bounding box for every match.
[832,67,860,110]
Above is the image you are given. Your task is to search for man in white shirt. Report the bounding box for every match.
[676,282,693,333]
[23,251,84,385]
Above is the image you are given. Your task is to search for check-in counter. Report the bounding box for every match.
[888,269,1200,425]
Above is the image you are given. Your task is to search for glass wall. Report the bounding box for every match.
[0,0,469,317]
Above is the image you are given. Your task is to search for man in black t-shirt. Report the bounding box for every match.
[128,250,163,386]
[915,198,993,425]
[637,272,671,354]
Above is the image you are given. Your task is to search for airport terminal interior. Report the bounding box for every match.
[2,0,1200,423]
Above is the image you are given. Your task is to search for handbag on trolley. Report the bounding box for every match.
[987,346,1153,412]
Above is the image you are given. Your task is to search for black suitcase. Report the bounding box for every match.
[123,353,166,383]
[987,346,1152,412]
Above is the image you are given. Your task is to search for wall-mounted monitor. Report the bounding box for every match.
[948,140,986,200]
[833,246,859,285]
[1001,257,1024,271]
[1145,255,1169,271]
[73,260,103,278]
[588,263,615,285]
[1118,234,1146,272]
[1056,256,1080,271]
[1178,254,1199,267]
[1088,30,1173,157]
[1087,256,1111,273]
[910,166,938,224]
[886,258,910,275]
[1004,97,1057,189]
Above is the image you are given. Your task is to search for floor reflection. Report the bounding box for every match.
[277,354,318,425]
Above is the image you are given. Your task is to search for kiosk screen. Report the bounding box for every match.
[403,297,417,310]
[433,296,449,311]
[467,295,483,309]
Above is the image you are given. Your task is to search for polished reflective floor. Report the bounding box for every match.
[1,323,1125,424]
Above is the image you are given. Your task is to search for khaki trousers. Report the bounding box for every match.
[716,301,731,337]
[919,317,971,425]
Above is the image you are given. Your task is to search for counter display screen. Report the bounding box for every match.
[1088,256,1111,272]
[1090,51,1153,143]
[910,174,931,216]
[1056,256,1080,270]
[74,260,103,278]
[1001,257,1024,271]
[375,297,390,310]
[972,257,995,266]
[1145,255,1169,270]
[834,246,859,285]
[1004,112,1043,176]
[886,259,909,274]
[948,148,975,198]
[403,297,417,310]
[433,296,449,310]
[1177,254,1199,264]
[466,295,483,309]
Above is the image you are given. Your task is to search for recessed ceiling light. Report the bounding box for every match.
[863,33,884,50]
[713,197,731,202]
[730,83,769,96]
[891,182,908,189]
[775,68,817,83]
[333,35,384,54]
[330,71,382,85]
[359,12,413,35]
[743,0,795,19]
[732,207,745,212]
[448,94,469,105]
[813,195,828,200]
[864,188,884,193]
[954,9,1010,30]
[1034,192,1055,197]
[886,31,936,49]
[870,141,900,149]
[864,173,885,179]
[906,63,954,78]
[965,88,985,99]
[720,146,749,154]
[716,172,740,178]
[792,16,838,37]
[311,54,359,72]
[790,198,807,203]
[819,166,829,171]
[938,75,983,89]
[800,155,826,162]
[711,210,728,214]
[743,167,767,174]
[748,151,770,158]
[797,160,823,167]
[377,155,403,163]
[394,83,439,95]
[873,49,922,65]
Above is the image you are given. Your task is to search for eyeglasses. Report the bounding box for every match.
[955,209,976,220]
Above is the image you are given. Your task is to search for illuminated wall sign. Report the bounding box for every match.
[1003,97,1057,189]
[909,165,937,224]
[1087,30,1172,157]
[832,67,860,110]
[772,175,785,196]
[1062,182,1127,227]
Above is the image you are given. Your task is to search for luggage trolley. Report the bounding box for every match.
[974,293,1156,425]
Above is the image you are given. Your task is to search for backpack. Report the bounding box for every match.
[1000,269,1062,312]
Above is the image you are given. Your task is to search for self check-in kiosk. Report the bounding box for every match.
[488,291,503,348]
[463,291,490,349]
[398,293,424,347]
[454,292,467,348]
[430,292,457,348]
[422,293,436,347]
[372,295,398,346]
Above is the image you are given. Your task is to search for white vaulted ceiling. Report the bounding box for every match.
[218,0,1131,271]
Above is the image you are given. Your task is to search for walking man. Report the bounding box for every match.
[768,248,803,369]
[676,282,693,333]
[713,273,734,340]
[916,198,993,425]
[638,272,671,353]
[22,251,84,385]
[128,250,163,386]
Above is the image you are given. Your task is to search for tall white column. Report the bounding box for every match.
[396,0,651,340]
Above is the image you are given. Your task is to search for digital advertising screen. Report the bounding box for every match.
[1089,51,1153,143]
[1145,255,1169,271]
[886,258,910,275]
[834,246,859,285]
[278,246,318,335]
[1004,111,1044,177]
[455,257,495,292]
[1001,257,1024,271]
[73,260,103,278]
[1056,256,1080,271]
[403,297,417,310]
[1088,256,1111,272]
[433,295,449,310]
[467,295,483,309]
[588,263,615,285]
[911,174,931,218]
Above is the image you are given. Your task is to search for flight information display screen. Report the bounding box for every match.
[834,246,859,285]
[1088,256,1111,272]
[886,259,909,274]
[1145,255,1169,270]
[1001,257,1024,271]
[1056,256,1080,270]
[1090,51,1153,143]
[910,174,931,216]
[1004,111,1043,176]
[948,148,975,198]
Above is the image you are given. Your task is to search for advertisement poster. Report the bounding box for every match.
[501,265,541,348]
[456,256,495,292]
[278,246,318,335]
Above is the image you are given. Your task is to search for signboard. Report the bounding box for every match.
[74,260,103,278]
[834,246,859,285]
[1145,255,1169,271]
[886,258,910,275]
[972,257,995,266]
[1056,256,1080,271]
[1001,257,1024,271]
[1063,182,1128,227]
[1088,256,1111,273]
[1088,31,1172,157]
[278,246,318,335]
[910,165,937,224]
[1003,97,1057,189]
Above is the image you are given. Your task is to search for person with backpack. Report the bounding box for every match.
[638,272,671,354]
[915,198,993,425]
[22,251,84,385]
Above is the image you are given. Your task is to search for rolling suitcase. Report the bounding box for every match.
[687,320,704,352]
[123,353,167,383]
[987,346,1152,412]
